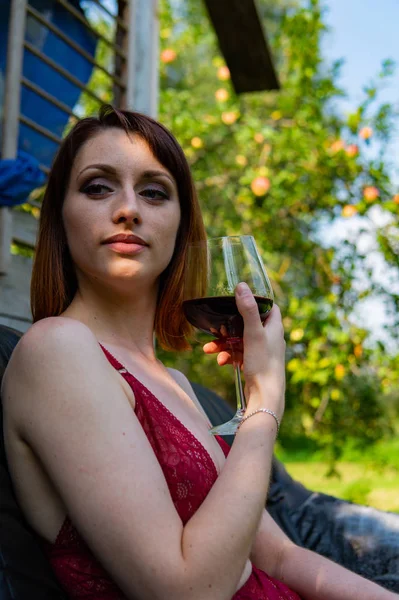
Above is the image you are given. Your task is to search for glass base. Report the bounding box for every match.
[209,409,245,436]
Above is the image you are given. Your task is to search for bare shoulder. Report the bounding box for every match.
[10,317,97,361]
[6,317,100,377]
[2,317,111,419]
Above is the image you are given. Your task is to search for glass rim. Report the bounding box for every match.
[188,235,255,246]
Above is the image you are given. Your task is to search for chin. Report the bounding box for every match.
[108,268,160,292]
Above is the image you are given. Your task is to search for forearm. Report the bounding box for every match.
[177,293,286,599]
[181,415,277,598]
[279,544,399,600]
[249,508,293,577]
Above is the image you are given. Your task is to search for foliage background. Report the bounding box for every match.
[36,0,399,500]
[154,0,399,472]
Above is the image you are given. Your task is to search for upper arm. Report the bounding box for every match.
[3,319,186,600]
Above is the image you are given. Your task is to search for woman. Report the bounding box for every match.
[2,106,397,600]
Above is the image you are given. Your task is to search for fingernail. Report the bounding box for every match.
[236,282,250,296]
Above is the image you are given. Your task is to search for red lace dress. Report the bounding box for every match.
[41,346,301,600]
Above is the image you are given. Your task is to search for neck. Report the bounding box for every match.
[63,280,159,361]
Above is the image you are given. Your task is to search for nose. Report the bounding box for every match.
[112,187,141,225]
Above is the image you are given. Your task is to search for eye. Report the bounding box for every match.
[81,183,113,196]
[140,187,170,201]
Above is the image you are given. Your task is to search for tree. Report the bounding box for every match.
[74,0,399,466]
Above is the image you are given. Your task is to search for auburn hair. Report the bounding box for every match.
[31,105,207,351]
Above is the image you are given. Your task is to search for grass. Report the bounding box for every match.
[275,434,399,513]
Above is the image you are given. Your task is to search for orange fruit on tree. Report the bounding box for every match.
[221,111,238,125]
[191,137,203,149]
[330,139,345,153]
[335,364,345,380]
[363,186,379,202]
[359,126,373,140]
[251,176,270,196]
[217,66,230,81]
[215,88,229,102]
[346,144,359,157]
[161,48,177,64]
[342,205,357,217]
[354,344,363,358]
[235,155,248,166]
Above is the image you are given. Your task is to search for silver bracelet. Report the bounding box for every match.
[238,408,280,435]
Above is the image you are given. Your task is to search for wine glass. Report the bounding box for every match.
[183,235,274,435]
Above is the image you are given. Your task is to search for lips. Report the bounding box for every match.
[102,233,148,256]
[103,233,148,246]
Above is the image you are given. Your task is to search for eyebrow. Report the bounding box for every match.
[78,163,175,184]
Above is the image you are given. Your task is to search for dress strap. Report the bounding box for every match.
[99,344,129,374]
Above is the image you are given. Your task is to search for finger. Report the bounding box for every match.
[217,351,231,366]
[204,336,245,355]
[217,349,244,365]
[262,308,273,327]
[235,282,264,340]
[203,340,228,354]
[217,351,244,365]
[263,304,284,334]
[267,303,281,320]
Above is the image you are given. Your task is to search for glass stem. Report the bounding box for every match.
[229,339,246,414]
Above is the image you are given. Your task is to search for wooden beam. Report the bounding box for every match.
[203,0,279,94]
[0,0,27,275]
[125,0,159,116]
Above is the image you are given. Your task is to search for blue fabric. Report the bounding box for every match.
[0,0,97,168]
[0,151,45,207]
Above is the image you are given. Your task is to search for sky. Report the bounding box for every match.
[323,0,399,172]
[323,1,399,101]
[321,0,399,346]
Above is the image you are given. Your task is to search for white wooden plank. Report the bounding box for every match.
[1,0,28,275]
[0,252,33,327]
[0,315,30,334]
[2,0,27,159]
[0,208,13,274]
[126,0,159,117]
[12,209,39,248]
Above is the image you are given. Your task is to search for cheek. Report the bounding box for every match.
[63,198,82,238]
[170,204,181,241]
[153,208,181,267]
[163,209,181,250]
[62,202,96,265]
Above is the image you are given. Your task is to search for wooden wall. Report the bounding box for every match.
[0,210,37,333]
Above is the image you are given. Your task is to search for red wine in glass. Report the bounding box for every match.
[184,235,274,435]
[183,296,273,339]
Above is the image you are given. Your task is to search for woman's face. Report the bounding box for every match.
[62,128,181,295]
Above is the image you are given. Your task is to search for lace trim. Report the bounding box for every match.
[99,344,220,478]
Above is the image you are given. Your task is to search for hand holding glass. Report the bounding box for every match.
[183,236,274,435]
